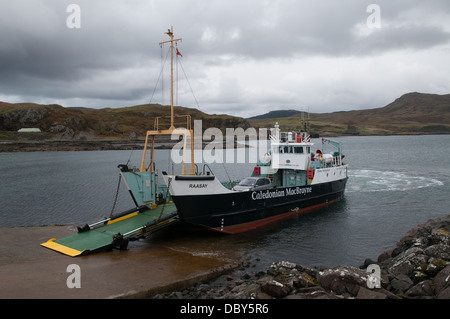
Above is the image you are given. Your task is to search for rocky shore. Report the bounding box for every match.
[0,138,249,152]
[0,139,146,152]
[154,215,450,299]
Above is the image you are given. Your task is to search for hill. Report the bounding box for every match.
[248,92,450,136]
[247,109,302,120]
[0,102,250,141]
[1,92,449,146]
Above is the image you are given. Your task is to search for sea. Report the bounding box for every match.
[1,135,449,270]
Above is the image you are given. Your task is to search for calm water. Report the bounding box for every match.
[1,135,449,269]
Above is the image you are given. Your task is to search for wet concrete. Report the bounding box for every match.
[0,225,238,299]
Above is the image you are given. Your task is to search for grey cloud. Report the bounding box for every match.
[1,0,450,115]
[353,25,450,55]
[171,0,450,63]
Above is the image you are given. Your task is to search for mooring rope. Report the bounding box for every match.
[109,173,122,218]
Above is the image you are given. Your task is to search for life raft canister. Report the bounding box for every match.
[307,169,315,179]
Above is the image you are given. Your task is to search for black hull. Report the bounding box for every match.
[171,178,348,234]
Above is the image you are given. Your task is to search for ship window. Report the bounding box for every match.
[294,147,304,154]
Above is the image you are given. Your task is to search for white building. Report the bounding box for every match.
[18,128,41,133]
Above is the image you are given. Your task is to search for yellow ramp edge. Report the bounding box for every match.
[106,212,138,225]
[41,238,84,257]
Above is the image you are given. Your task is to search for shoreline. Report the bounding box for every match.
[154,214,450,299]
[0,224,241,299]
[0,139,147,152]
[0,215,448,299]
[1,133,449,153]
[0,138,252,153]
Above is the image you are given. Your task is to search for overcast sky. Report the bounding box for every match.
[1,0,450,118]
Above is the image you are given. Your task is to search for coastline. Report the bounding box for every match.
[0,138,251,152]
[154,214,450,299]
[0,139,146,152]
[2,133,448,153]
[0,215,448,299]
[0,225,241,299]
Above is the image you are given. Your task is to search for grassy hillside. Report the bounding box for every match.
[248,109,302,120]
[0,102,250,140]
[1,92,449,142]
[248,92,450,136]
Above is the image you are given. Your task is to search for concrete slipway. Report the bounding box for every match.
[0,225,237,299]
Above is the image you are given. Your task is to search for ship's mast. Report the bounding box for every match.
[159,26,182,130]
[139,27,194,175]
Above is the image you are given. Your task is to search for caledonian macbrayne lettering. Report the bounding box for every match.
[251,186,312,200]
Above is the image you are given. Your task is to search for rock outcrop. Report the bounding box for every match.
[0,108,48,130]
[154,215,450,299]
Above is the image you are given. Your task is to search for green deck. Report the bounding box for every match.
[41,203,178,257]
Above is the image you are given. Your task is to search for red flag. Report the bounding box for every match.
[176,48,182,57]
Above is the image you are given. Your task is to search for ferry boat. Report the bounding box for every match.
[163,124,348,234]
[42,27,349,257]
[123,27,348,235]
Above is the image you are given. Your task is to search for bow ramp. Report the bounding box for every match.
[41,203,178,257]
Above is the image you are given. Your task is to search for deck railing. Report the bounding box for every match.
[154,114,192,130]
